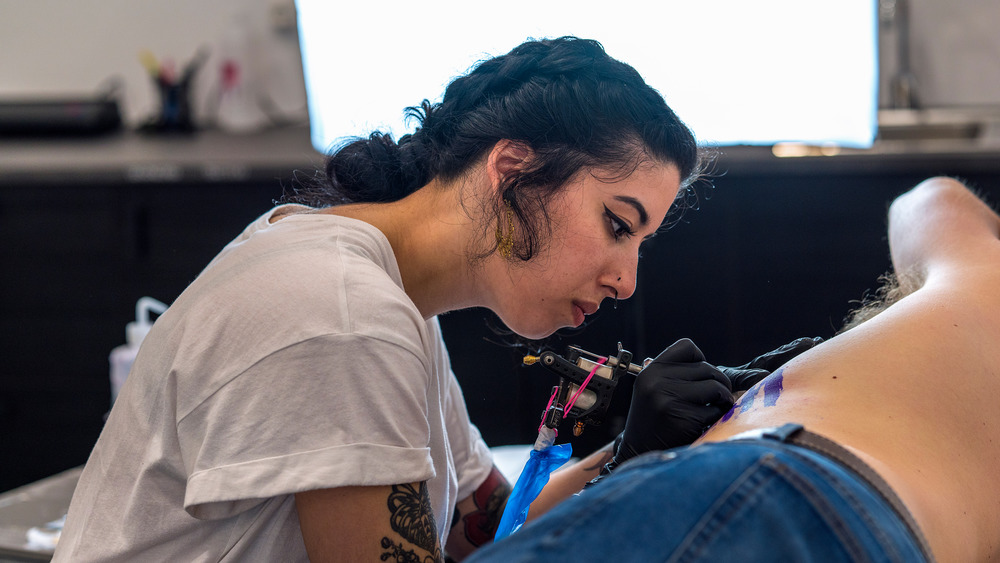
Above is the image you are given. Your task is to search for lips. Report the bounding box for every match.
[571,301,599,327]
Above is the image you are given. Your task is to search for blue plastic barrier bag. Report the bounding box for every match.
[493,442,573,541]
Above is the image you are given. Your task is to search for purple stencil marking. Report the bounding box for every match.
[763,368,784,407]
[722,381,759,422]
[720,406,736,422]
[738,386,756,413]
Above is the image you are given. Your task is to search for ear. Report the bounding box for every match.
[486,139,534,195]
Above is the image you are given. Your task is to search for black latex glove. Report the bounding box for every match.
[587,337,824,488]
[602,338,733,477]
[717,336,823,392]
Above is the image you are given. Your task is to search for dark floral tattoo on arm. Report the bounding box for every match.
[381,482,443,563]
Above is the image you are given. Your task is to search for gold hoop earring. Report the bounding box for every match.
[496,200,514,260]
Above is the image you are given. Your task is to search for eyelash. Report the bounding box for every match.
[604,206,637,241]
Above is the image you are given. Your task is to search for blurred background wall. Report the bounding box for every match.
[2,0,999,125]
[0,0,307,131]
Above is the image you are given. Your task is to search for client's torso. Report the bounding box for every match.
[699,282,1000,562]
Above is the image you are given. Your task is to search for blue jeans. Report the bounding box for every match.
[469,432,930,562]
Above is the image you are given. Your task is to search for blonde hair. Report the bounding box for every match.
[839,268,925,333]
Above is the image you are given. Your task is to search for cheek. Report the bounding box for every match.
[514,224,609,299]
[562,229,608,265]
[537,246,592,289]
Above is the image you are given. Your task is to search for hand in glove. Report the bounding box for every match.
[594,336,824,484]
[717,336,823,392]
[602,338,732,477]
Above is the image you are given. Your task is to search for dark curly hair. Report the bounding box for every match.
[284,36,707,260]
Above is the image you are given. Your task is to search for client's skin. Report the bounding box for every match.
[699,176,1000,562]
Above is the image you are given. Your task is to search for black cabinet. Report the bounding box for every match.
[0,177,286,491]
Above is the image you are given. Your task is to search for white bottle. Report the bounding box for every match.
[109,297,167,406]
[215,11,269,133]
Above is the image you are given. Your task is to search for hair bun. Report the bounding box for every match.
[304,133,407,204]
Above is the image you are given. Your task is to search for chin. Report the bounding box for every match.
[518,326,558,340]
[501,316,560,341]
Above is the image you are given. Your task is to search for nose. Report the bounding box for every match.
[614,271,637,300]
[604,255,639,301]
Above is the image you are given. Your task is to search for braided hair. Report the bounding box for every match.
[285,36,705,260]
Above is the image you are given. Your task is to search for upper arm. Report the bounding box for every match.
[444,466,511,561]
[888,177,1000,279]
[296,483,442,563]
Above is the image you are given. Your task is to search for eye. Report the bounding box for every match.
[604,205,637,241]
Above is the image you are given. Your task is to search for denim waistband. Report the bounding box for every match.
[731,423,936,563]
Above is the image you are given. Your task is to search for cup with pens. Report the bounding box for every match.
[138,48,207,133]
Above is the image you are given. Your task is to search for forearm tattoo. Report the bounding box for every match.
[381,482,443,563]
[459,467,512,546]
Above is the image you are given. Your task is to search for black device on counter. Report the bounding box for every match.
[0,98,122,137]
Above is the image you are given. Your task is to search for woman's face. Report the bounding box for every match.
[489,161,682,339]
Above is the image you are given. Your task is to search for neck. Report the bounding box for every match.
[322,179,486,319]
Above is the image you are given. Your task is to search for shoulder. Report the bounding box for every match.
[248,209,399,271]
[889,177,1000,280]
[169,211,430,374]
[205,210,412,320]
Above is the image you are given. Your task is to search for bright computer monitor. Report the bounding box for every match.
[295,1,878,154]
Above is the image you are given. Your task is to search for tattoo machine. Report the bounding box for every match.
[522,343,649,438]
[495,343,648,541]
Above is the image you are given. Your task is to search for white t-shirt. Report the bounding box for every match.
[54,208,494,562]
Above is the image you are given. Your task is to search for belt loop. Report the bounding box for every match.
[761,423,805,443]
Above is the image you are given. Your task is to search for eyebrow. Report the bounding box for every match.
[614,195,649,226]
